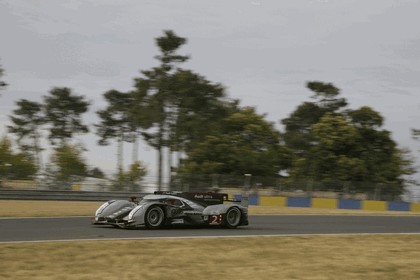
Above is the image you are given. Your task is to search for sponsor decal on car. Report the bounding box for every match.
[194,194,214,199]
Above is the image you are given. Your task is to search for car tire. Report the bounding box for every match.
[145,206,165,229]
[224,207,242,229]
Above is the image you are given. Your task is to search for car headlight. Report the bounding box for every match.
[128,205,143,220]
[95,200,114,216]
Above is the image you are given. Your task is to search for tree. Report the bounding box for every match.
[137,31,234,190]
[307,81,347,112]
[113,161,147,191]
[166,69,230,156]
[293,113,366,182]
[412,123,420,154]
[179,107,292,177]
[130,78,154,163]
[348,106,383,128]
[0,61,7,92]
[98,30,232,190]
[281,102,324,153]
[96,90,136,172]
[0,137,36,183]
[140,30,189,190]
[46,143,87,189]
[87,167,105,179]
[412,129,420,142]
[43,87,90,146]
[282,81,347,153]
[347,107,414,192]
[283,82,415,196]
[8,99,45,170]
[289,110,413,195]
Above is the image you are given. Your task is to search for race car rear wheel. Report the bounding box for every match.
[225,207,241,229]
[145,206,165,229]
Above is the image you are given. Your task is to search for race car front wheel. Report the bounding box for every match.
[145,206,165,229]
[225,207,242,229]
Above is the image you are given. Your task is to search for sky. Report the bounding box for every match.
[1,0,420,183]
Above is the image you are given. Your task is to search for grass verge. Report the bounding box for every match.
[1,235,420,280]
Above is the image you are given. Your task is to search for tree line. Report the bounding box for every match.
[0,31,416,196]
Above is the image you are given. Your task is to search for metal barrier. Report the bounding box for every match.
[0,189,145,201]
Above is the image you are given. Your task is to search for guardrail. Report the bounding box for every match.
[0,189,144,201]
[2,189,420,213]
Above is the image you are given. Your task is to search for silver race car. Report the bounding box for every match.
[92,191,249,229]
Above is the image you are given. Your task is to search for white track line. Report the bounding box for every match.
[1,232,420,244]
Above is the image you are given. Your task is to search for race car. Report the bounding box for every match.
[92,191,249,229]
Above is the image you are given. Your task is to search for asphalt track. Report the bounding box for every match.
[1,215,420,243]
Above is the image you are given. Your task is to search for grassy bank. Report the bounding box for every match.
[1,235,420,279]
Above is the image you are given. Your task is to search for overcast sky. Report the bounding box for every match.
[1,0,420,182]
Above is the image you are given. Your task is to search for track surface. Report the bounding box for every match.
[1,215,420,242]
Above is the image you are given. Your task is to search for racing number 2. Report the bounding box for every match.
[209,215,222,225]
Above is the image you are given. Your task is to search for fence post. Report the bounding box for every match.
[244,174,251,190]
[374,183,381,201]
[307,179,313,198]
